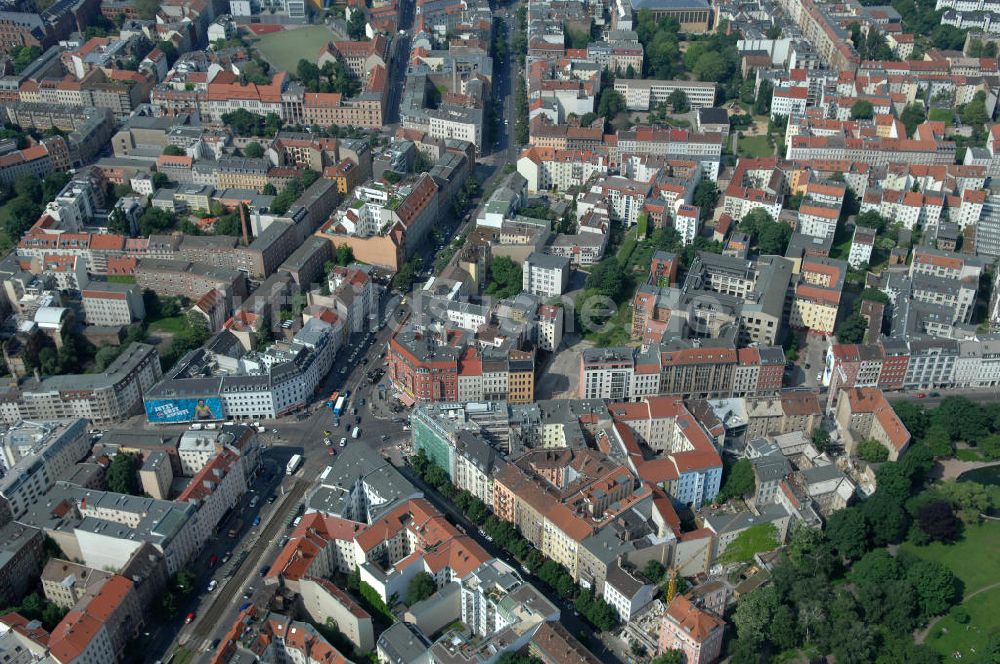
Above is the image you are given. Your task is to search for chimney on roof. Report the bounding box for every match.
[239,203,250,246]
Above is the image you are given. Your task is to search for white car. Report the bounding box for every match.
[816,373,823,381]
[339,437,347,447]
[207,579,218,592]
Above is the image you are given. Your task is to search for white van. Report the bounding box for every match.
[352,427,361,439]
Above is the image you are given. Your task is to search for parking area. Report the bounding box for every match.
[535,334,589,400]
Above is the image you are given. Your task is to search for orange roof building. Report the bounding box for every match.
[657,594,725,664]
[835,387,911,461]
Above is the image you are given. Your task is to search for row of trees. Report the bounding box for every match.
[220,109,283,138]
[895,396,1000,460]
[410,452,619,631]
[295,58,360,97]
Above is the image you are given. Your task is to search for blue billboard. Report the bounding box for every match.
[145,397,224,423]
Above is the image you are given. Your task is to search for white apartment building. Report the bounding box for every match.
[603,561,655,622]
[428,108,483,148]
[797,202,840,238]
[613,79,717,110]
[770,86,809,118]
[460,559,558,637]
[674,204,700,246]
[0,419,90,518]
[522,253,570,298]
[581,348,635,400]
[848,226,875,268]
[517,148,608,194]
[536,304,564,351]
[81,283,146,326]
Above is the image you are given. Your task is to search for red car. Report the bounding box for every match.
[185,612,195,624]
[327,446,336,455]
[208,554,218,567]
[916,393,927,399]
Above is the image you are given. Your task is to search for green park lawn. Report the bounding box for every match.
[925,587,1000,659]
[253,25,337,73]
[720,524,779,563]
[899,521,1000,595]
[148,315,188,335]
[737,134,773,158]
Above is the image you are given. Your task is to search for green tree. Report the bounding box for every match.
[850,100,874,119]
[857,439,889,463]
[134,0,160,19]
[900,103,926,138]
[173,569,196,595]
[753,80,773,116]
[335,244,355,266]
[485,256,523,299]
[243,141,264,158]
[406,572,436,605]
[905,559,961,618]
[138,207,177,236]
[892,401,928,439]
[915,500,960,543]
[643,560,666,583]
[107,452,140,495]
[15,174,42,203]
[811,427,831,452]
[757,220,791,254]
[836,312,868,344]
[715,458,753,502]
[597,88,625,121]
[162,145,184,156]
[862,493,910,547]
[151,172,171,189]
[585,258,628,300]
[263,183,277,195]
[650,652,683,664]
[693,51,727,82]
[666,89,689,113]
[347,10,367,40]
[732,585,779,645]
[960,91,989,128]
[826,507,868,560]
[692,180,719,214]
[937,479,993,523]
[931,24,967,50]
[107,206,129,235]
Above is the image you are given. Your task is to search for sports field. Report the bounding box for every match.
[253,25,336,73]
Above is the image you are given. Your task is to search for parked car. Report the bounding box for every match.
[259,566,270,577]
[207,554,218,567]
[207,579,218,592]
[252,515,261,527]
[239,602,252,612]
[185,612,195,624]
